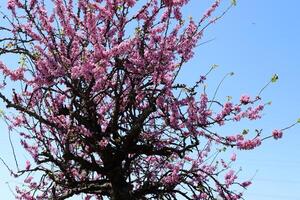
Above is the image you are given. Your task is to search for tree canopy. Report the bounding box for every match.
[0,0,296,199]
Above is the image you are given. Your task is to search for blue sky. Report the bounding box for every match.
[1,0,300,199]
[181,0,300,199]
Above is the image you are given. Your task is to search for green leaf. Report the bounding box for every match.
[242,129,249,135]
[0,109,5,118]
[32,51,41,60]
[18,54,26,67]
[6,42,13,49]
[212,64,219,69]
[219,147,227,152]
[231,0,237,6]
[271,74,279,83]
[297,118,300,123]
[227,96,232,101]
[135,27,141,34]
[58,29,65,36]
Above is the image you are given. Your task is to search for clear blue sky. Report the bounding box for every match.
[180,0,300,199]
[1,0,300,199]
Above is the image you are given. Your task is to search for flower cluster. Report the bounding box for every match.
[272,129,283,140]
[240,95,251,105]
[237,138,261,150]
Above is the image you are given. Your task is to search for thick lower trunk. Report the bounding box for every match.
[102,147,133,199]
[111,184,132,200]
[109,167,133,200]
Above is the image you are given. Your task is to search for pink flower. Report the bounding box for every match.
[99,139,108,149]
[85,195,92,200]
[240,95,251,105]
[24,176,33,183]
[25,160,31,170]
[237,138,261,150]
[230,153,237,161]
[224,170,237,187]
[272,129,283,140]
[162,168,180,185]
[241,181,252,187]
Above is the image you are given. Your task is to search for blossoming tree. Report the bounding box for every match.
[0,0,295,199]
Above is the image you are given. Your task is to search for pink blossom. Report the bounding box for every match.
[25,160,31,170]
[230,153,237,161]
[225,170,237,187]
[240,95,251,105]
[99,139,108,149]
[241,181,252,187]
[24,176,33,183]
[272,129,283,140]
[237,138,261,150]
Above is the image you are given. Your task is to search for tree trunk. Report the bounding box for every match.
[111,184,132,200]
[109,167,133,200]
